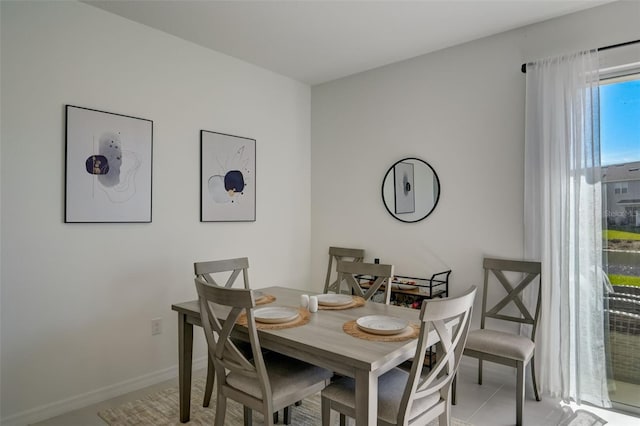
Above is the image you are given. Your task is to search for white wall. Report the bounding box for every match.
[310,1,640,302]
[0,1,311,423]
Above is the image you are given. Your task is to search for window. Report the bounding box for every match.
[614,182,629,194]
[600,70,640,411]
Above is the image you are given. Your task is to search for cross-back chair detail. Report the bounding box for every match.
[194,257,250,289]
[193,257,251,410]
[481,258,540,328]
[195,277,332,426]
[321,286,477,426]
[336,260,394,304]
[323,246,365,294]
[454,257,542,426]
[197,278,258,375]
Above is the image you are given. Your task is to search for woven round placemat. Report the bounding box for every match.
[318,296,366,310]
[256,294,276,305]
[343,319,419,342]
[236,307,310,330]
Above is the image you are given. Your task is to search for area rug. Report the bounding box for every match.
[98,377,472,425]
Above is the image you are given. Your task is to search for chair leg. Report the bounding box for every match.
[531,357,541,401]
[283,406,291,424]
[244,406,252,426]
[452,373,457,405]
[321,396,331,426]
[203,355,215,407]
[272,410,278,424]
[440,386,451,426]
[295,400,302,406]
[264,409,274,426]
[340,413,347,426]
[516,361,524,426]
[214,393,227,426]
[478,359,483,385]
[439,410,450,426]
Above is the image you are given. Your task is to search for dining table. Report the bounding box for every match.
[171,285,443,426]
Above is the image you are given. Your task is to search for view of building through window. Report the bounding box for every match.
[600,74,640,411]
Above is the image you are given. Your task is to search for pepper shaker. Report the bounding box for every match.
[308,296,318,313]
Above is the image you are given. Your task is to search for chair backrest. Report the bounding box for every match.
[396,286,477,425]
[336,260,394,304]
[323,247,365,294]
[194,277,271,403]
[480,257,542,340]
[194,257,250,289]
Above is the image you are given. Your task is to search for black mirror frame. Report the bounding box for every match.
[381,157,441,223]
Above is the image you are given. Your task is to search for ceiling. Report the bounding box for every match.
[85,0,614,85]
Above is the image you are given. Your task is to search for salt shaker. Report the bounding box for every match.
[308,295,318,313]
[300,294,309,308]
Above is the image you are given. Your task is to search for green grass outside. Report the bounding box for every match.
[604,229,640,287]
[609,274,640,287]
[605,230,640,241]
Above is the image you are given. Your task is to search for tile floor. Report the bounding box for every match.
[32,360,640,426]
[452,361,640,426]
[610,380,640,409]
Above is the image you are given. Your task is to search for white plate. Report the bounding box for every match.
[254,307,299,324]
[316,294,353,307]
[392,283,416,290]
[398,284,415,290]
[356,315,409,335]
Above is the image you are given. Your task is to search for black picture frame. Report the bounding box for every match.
[200,130,256,222]
[65,105,153,223]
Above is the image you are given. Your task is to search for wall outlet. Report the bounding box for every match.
[151,318,162,335]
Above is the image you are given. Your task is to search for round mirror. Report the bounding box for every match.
[381,158,440,223]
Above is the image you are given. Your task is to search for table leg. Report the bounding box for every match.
[178,312,194,423]
[354,369,377,426]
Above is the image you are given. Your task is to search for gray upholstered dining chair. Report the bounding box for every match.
[194,258,250,409]
[323,246,365,294]
[321,286,477,426]
[335,260,395,304]
[195,277,333,426]
[453,257,542,426]
[194,258,298,423]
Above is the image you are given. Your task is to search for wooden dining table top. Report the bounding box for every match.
[173,285,424,374]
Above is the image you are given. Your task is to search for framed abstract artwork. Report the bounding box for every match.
[200,130,256,222]
[65,105,153,223]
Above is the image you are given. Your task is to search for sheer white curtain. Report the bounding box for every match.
[524,50,610,407]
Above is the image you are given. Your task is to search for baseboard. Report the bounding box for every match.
[1,356,208,426]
